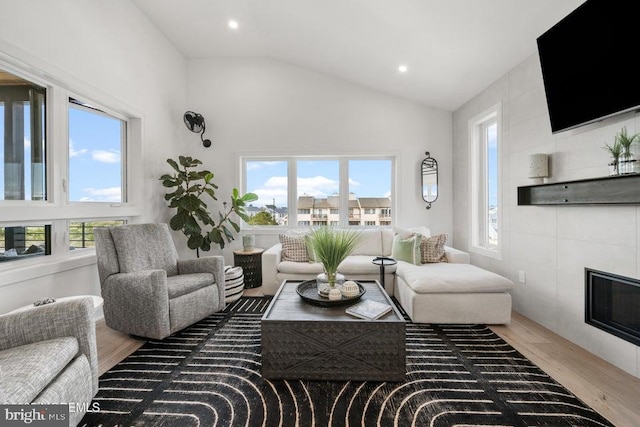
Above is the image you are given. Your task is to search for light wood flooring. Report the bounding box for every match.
[96,286,640,427]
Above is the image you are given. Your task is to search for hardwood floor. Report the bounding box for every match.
[490,312,640,427]
[95,287,640,427]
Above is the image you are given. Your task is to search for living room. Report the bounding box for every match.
[1,1,639,426]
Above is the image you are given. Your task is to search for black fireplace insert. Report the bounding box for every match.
[585,268,640,346]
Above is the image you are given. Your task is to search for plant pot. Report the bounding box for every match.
[242,234,255,251]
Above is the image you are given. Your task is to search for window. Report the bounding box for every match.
[469,104,501,259]
[0,64,139,270]
[0,75,46,201]
[243,156,394,228]
[245,160,287,226]
[68,220,125,249]
[0,225,50,263]
[69,99,126,203]
[298,159,339,227]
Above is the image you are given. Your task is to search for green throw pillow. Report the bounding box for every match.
[391,234,422,265]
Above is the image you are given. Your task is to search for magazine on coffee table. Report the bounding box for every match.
[345,299,392,320]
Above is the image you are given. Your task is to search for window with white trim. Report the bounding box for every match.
[0,76,46,201]
[242,156,394,228]
[0,65,137,267]
[469,104,501,259]
[68,99,126,203]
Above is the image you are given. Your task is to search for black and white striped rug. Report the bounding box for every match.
[81,297,613,426]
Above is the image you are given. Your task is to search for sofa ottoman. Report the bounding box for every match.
[395,262,515,324]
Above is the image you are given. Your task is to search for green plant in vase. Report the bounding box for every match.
[305,226,361,295]
[603,138,623,176]
[614,127,639,174]
[160,156,258,256]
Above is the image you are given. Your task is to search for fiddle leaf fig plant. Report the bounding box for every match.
[160,156,258,256]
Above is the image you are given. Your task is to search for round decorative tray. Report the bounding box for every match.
[296,280,366,307]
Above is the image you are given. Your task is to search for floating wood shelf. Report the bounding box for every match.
[517,174,640,205]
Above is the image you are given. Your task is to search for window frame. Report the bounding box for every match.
[469,103,502,260]
[0,57,142,283]
[240,154,396,232]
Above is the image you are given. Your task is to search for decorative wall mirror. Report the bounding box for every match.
[421,151,438,209]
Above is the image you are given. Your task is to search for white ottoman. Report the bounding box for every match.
[224,265,244,303]
[395,262,515,324]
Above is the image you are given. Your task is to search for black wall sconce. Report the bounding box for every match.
[183,111,212,147]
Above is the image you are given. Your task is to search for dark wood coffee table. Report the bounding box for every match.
[261,279,406,381]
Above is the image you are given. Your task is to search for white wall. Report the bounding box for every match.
[453,54,640,378]
[185,57,453,259]
[0,0,187,312]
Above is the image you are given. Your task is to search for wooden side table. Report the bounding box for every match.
[233,248,264,289]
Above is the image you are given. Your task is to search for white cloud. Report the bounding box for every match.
[348,177,360,188]
[250,176,288,207]
[92,150,120,164]
[248,174,340,207]
[246,161,282,171]
[297,176,338,197]
[69,140,88,158]
[79,187,121,202]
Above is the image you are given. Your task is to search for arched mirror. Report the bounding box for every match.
[421,152,438,210]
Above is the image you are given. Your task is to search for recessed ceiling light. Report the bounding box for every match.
[398,65,408,73]
[228,19,239,30]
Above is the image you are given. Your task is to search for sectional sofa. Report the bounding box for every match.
[261,228,515,324]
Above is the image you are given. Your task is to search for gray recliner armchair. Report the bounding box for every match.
[94,223,225,340]
[0,297,99,427]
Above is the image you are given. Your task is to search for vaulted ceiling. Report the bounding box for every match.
[132,0,584,111]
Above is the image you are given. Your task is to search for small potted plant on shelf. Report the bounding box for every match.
[614,127,639,174]
[603,138,623,176]
[305,226,361,300]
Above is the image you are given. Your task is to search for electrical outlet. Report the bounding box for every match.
[518,270,526,284]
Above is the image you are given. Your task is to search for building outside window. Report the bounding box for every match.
[243,156,394,228]
[469,103,501,259]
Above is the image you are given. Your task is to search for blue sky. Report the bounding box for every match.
[68,106,122,202]
[487,122,498,207]
[246,159,392,208]
[0,103,122,202]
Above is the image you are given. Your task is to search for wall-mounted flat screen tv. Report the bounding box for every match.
[537,0,640,133]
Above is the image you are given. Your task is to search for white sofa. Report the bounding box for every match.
[261,228,515,324]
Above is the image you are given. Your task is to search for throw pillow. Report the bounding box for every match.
[286,230,317,261]
[279,234,309,262]
[392,226,431,240]
[391,234,422,265]
[421,233,447,263]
